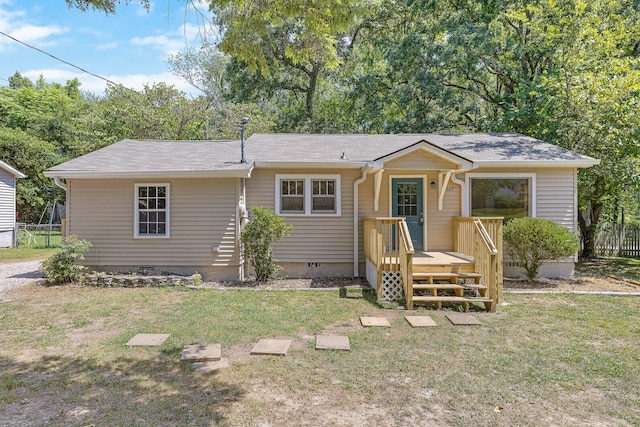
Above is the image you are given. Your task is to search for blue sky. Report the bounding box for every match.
[0,0,215,97]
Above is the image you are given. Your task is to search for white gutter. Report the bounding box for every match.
[450,169,471,216]
[43,169,253,179]
[475,159,600,168]
[353,164,373,277]
[254,161,366,169]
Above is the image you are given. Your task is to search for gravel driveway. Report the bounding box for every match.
[0,260,45,300]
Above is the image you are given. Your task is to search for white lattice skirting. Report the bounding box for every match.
[381,271,405,301]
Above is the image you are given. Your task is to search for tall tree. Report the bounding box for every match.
[208,0,364,130]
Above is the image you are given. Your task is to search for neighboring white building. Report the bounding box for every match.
[0,160,26,248]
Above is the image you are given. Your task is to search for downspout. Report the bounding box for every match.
[353,164,372,277]
[54,176,67,191]
[53,177,68,239]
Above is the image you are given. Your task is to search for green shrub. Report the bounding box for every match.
[503,217,579,280]
[241,206,292,282]
[41,236,92,284]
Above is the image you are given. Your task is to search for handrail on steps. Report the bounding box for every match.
[363,218,414,305]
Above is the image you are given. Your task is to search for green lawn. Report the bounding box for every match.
[0,230,60,263]
[577,256,640,281]
[1,285,638,426]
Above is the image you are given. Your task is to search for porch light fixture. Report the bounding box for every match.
[240,117,250,164]
[431,181,436,189]
[340,152,348,160]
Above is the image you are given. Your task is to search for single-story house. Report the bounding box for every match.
[44,133,599,309]
[0,160,25,248]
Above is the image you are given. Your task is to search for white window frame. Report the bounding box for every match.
[275,174,341,216]
[464,173,536,217]
[134,183,170,238]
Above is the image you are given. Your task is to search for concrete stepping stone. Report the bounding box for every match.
[405,316,437,327]
[191,359,230,373]
[181,344,221,362]
[315,335,350,351]
[360,316,391,327]
[250,339,292,356]
[126,333,170,346]
[446,313,481,325]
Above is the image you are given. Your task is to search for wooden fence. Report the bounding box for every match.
[595,224,640,257]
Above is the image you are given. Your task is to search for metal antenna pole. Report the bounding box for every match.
[240,117,249,163]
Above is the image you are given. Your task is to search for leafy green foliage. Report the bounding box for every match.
[41,236,92,284]
[241,206,292,282]
[503,217,579,280]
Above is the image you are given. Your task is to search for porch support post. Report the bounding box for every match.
[373,169,384,211]
[437,170,452,211]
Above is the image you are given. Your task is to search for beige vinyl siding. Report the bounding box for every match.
[384,148,459,170]
[246,168,358,263]
[67,178,239,267]
[0,169,15,231]
[535,169,577,231]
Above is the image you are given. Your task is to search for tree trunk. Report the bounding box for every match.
[579,201,603,259]
[306,66,318,128]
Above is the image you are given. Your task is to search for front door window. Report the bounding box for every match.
[392,178,424,250]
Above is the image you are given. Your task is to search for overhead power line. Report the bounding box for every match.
[0,29,123,87]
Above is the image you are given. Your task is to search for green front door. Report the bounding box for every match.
[392,178,424,250]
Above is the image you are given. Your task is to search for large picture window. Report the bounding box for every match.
[135,184,169,237]
[276,175,340,216]
[468,175,534,221]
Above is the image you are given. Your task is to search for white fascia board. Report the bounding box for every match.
[43,169,253,179]
[253,161,366,169]
[476,159,601,168]
[0,160,26,178]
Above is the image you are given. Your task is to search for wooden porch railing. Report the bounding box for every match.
[364,218,414,305]
[453,217,503,305]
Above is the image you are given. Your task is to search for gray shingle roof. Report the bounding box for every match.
[44,139,252,178]
[45,133,598,178]
[245,133,597,164]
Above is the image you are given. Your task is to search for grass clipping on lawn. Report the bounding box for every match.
[1,284,639,426]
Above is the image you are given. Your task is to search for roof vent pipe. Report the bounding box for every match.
[240,117,250,164]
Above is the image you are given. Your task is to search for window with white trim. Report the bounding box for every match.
[276,175,341,216]
[467,174,534,221]
[135,184,169,237]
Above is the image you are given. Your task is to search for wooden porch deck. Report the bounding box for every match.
[365,217,503,312]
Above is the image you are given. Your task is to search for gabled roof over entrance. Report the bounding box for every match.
[44,132,599,179]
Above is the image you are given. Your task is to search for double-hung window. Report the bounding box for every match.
[135,184,169,237]
[276,175,340,216]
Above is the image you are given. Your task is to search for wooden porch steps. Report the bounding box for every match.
[409,269,493,312]
[411,295,494,312]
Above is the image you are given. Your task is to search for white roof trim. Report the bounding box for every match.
[373,141,475,170]
[253,161,366,169]
[0,160,26,178]
[43,169,253,179]
[476,159,601,168]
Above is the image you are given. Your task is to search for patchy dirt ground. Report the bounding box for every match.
[503,273,640,293]
[203,273,640,293]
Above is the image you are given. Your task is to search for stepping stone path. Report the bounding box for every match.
[360,316,391,327]
[181,344,228,373]
[181,344,221,362]
[405,316,438,327]
[126,333,170,346]
[446,313,481,325]
[315,335,350,351]
[250,339,292,356]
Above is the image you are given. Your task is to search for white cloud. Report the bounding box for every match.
[96,41,119,50]
[9,24,67,44]
[0,5,68,52]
